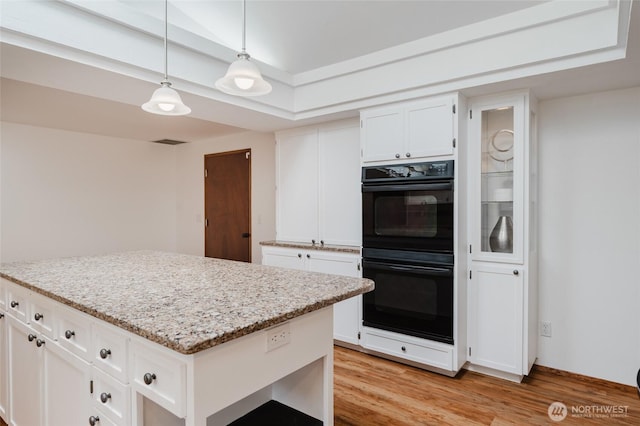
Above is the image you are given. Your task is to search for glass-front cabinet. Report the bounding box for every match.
[467,91,538,382]
[470,95,526,264]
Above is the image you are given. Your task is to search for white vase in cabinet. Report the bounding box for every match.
[361,95,458,163]
[466,91,537,382]
[275,119,361,247]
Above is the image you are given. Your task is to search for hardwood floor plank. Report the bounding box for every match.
[334,346,640,425]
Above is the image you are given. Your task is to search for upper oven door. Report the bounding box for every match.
[362,180,454,253]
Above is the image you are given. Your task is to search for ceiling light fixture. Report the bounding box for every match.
[215,0,272,96]
[142,0,191,115]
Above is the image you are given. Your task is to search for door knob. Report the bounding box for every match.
[241,232,251,238]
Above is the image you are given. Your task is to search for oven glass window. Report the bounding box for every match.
[363,261,454,344]
[374,192,437,237]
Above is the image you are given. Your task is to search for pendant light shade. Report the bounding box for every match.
[142,0,191,116]
[215,0,271,97]
[142,81,191,115]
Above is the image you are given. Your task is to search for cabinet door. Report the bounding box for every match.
[361,107,404,162]
[43,339,91,426]
[406,97,455,158]
[469,95,525,263]
[306,252,362,346]
[7,316,43,426]
[276,130,319,243]
[318,124,361,246]
[0,312,7,421]
[261,247,305,270]
[468,264,523,374]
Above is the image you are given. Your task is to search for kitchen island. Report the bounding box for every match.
[0,251,373,426]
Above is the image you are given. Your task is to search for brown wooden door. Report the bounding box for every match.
[204,149,251,262]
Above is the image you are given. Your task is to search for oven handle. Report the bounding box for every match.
[362,182,453,192]
[364,260,453,277]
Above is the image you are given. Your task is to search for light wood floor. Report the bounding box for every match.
[334,346,640,425]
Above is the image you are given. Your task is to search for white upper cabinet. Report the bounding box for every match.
[468,93,530,265]
[276,119,361,247]
[276,129,319,244]
[361,95,457,163]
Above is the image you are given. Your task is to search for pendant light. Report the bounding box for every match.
[142,0,191,115]
[215,0,272,96]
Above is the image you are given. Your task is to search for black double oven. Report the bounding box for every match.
[362,160,455,345]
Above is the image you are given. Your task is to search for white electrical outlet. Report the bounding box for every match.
[541,321,552,337]
[266,323,291,352]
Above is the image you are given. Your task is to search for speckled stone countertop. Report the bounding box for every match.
[0,251,373,355]
[260,240,360,254]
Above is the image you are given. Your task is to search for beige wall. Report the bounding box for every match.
[536,86,640,386]
[0,122,177,262]
[174,131,276,262]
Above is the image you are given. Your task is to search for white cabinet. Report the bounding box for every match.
[275,119,361,246]
[5,288,93,426]
[361,95,457,163]
[467,265,523,374]
[7,315,43,426]
[466,91,537,382]
[262,246,362,346]
[0,306,8,422]
[43,336,92,426]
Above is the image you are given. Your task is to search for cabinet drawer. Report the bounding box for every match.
[92,367,130,425]
[362,329,453,371]
[56,306,92,362]
[92,323,129,383]
[87,409,119,426]
[28,293,56,338]
[130,340,186,418]
[6,283,29,323]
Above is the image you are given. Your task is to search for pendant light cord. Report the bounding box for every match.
[241,0,247,54]
[163,0,169,83]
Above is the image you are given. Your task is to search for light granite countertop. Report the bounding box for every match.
[260,240,360,254]
[0,251,373,355]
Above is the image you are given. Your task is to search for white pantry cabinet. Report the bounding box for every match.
[262,245,362,346]
[361,95,458,163]
[466,91,538,382]
[275,119,361,247]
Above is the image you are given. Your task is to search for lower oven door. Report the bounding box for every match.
[362,258,454,345]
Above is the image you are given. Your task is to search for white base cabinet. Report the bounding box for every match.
[2,275,338,426]
[467,264,524,375]
[360,327,456,376]
[261,245,362,347]
[0,280,7,422]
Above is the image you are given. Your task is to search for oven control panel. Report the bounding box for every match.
[362,160,454,182]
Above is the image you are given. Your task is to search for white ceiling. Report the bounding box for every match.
[132,0,545,74]
[1,0,639,143]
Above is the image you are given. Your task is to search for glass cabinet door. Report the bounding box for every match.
[481,107,514,254]
[471,96,525,263]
